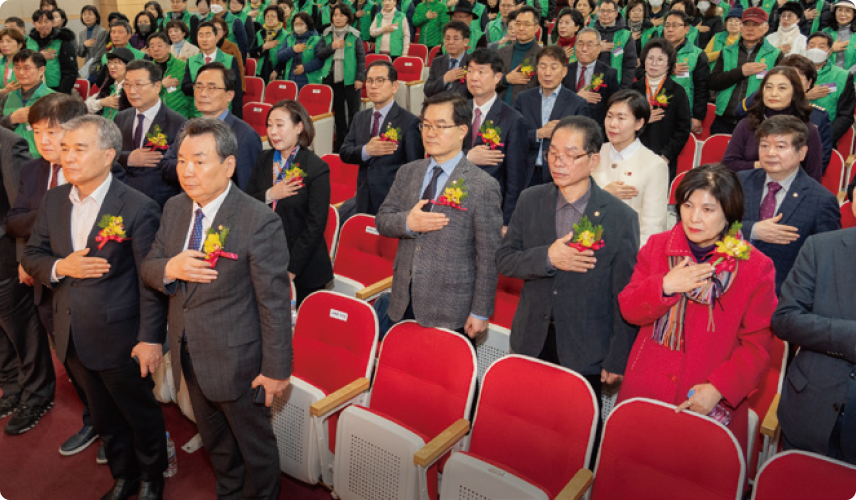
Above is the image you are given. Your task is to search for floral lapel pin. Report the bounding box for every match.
[478,120,504,150]
[711,221,751,273]
[433,178,468,211]
[144,124,169,151]
[95,215,131,250]
[568,215,604,251]
[585,73,606,92]
[380,123,401,144]
[203,225,238,267]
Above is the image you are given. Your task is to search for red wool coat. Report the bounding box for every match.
[616,224,777,456]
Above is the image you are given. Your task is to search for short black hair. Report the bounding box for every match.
[211,16,230,36]
[5,17,25,29]
[781,54,818,87]
[670,0,697,18]
[126,59,163,82]
[148,31,172,46]
[537,45,568,65]
[81,5,101,25]
[268,100,316,147]
[806,31,833,49]
[39,0,58,10]
[28,92,87,126]
[53,8,69,27]
[13,49,46,68]
[144,0,165,19]
[177,118,239,161]
[277,0,295,9]
[575,0,597,13]
[165,19,189,38]
[32,9,53,23]
[107,12,130,24]
[468,47,504,75]
[552,115,604,155]
[367,60,397,81]
[675,164,745,238]
[640,37,677,77]
[556,7,585,29]
[197,62,238,92]
[421,91,472,128]
[332,4,355,23]
[292,12,315,31]
[134,12,157,35]
[198,21,218,36]
[263,4,285,22]
[443,20,470,39]
[606,89,651,137]
[755,114,810,151]
[665,10,692,27]
[110,20,133,35]
[516,5,541,24]
[599,0,618,10]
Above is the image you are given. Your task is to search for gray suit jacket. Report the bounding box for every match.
[376,156,503,330]
[141,184,292,402]
[0,128,30,253]
[496,180,640,376]
[772,228,856,459]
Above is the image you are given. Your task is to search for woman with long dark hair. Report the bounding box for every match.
[131,11,158,50]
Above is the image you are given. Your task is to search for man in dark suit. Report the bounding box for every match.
[116,60,187,207]
[515,46,590,187]
[339,60,423,217]
[563,28,620,133]
[141,119,292,500]
[376,92,502,336]
[179,22,244,119]
[22,116,168,500]
[772,222,856,465]
[162,62,262,191]
[424,20,471,99]
[496,115,639,410]
[463,48,529,229]
[737,116,840,295]
[498,6,542,105]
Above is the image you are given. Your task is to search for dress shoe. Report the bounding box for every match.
[59,425,98,456]
[0,395,20,419]
[100,477,140,500]
[136,478,165,500]
[4,400,53,435]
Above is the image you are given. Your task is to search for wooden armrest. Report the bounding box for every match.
[309,377,371,417]
[405,80,425,86]
[413,418,470,467]
[355,276,393,300]
[332,201,344,209]
[846,154,856,168]
[555,469,593,500]
[311,112,334,121]
[260,136,267,143]
[761,393,780,438]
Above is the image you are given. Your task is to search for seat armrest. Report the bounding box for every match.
[413,418,470,467]
[332,201,344,209]
[761,393,780,438]
[846,154,855,169]
[311,112,334,121]
[555,469,593,500]
[405,80,425,86]
[355,276,393,300]
[309,377,371,417]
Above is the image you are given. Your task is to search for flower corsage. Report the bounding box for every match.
[568,215,604,251]
[650,88,672,108]
[380,123,401,144]
[95,215,131,250]
[585,73,606,92]
[520,58,536,78]
[433,178,468,211]
[711,221,752,273]
[144,125,169,151]
[283,163,305,187]
[478,120,504,150]
[203,225,239,267]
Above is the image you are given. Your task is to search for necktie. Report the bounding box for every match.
[133,113,146,150]
[472,107,482,146]
[370,111,382,137]
[188,208,205,251]
[449,57,458,70]
[205,55,212,64]
[48,164,61,189]
[421,166,443,211]
[576,66,587,92]
[759,181,782,220]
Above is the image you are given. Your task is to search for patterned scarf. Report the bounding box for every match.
[271,145,300,210]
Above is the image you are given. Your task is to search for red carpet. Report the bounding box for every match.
[0,356,334,500]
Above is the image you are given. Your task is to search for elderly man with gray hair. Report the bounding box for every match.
[22,115,168,500]
[562,27,620,130]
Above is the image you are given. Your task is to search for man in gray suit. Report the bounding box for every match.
[141,118,291,499]
[772,216,856,465]
[496,115,639,403]
[376,92,502,338]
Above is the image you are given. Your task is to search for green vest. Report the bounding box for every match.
[100,45,146,66]
[641,25,698,49]
[823,27,856,69]
[40,39,63,89]
[487,18,506,43]
[0,57,16,86]
[708,31,737,69]
[413,1,449,47]
[813,62,849,122]
[609,29,631,83]
[3,83,54,158]
[321,30,360,84]
[525,0,549,19]
[284,34,324,84]
[161,10,194,31]
[810,0,825,34]
[224,12,240,47]
[374,10,406,56]
[244,1,269,24]
[160,56,194,118]
[256,28,288,77]
[354,0,376,40]
[472,2,486,24]
[715,39,780,115]
[672,41,702,110]
[188,49,235,81]
[101,83,120,121]
[25,38,38,51]
[761,0,777,15]
[300,0,315,13]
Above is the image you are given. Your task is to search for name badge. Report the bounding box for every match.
[26,124,32,131]
[821,82,838,92]
[167,86,177,93]
[756,71,768,79]
[613,48,623,56]
[677,71,690,78]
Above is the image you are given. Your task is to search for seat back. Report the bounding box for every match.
[699,134,731,166]
[470,356,598,498]
[74,79,89,99]
[837,125,855,158]
[245,57,257,77]
[370,321,477,439]
[592,398,744,500]
[88,84,100,98]
[298,84,333,116]
[333,214,398,286]
[292,291,378,392]
[242,102,272,139]
[822,149,846,195]
[489,274,523,330]
[427,45,441,66]
[325,204,340,259]
[409,43,428,64]
[676,134,698,175]
[366,53,392,68]
[752,450,856,500]
[842,201,856,229]
[264,79,298,104]
[695,103,716,140]
[244,76,264,105]
[393,56,424,83]
[669,171,687,205]
[321,153,359,205]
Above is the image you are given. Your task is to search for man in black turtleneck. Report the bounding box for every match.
[499,5,541,105]
[593,0,637,89]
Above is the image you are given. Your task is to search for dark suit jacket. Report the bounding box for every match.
[496,180,640,376]
[246,148,334,290]
[631,77,692,177]
[562,61,620,132]
[0,128,29,279]
[739,168,841,295]
[115,103,187,207]
[424,52,472,98]
[514,85,591,183]
[21,179,167,371]
[339,102,424,215]
[772,228,856,460]
[375,156,503,330]
[463,97,529,225]
[179,57,244,119]
[161,112,262,192]
[498,42,541,104]
[141,185,292,402]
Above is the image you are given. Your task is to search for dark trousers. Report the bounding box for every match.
[326,78,361,151]
[0,278,55,405]
[710,115,738,136]
[528,165,549,188]
[180,343,280,500]
[65,337,167,481]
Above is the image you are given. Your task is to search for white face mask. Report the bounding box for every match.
[210,4,224,14]
[698,1,710,12]
[650,0,664,8]
[806,47,829,64]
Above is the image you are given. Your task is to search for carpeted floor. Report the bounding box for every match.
[0,356,334,500]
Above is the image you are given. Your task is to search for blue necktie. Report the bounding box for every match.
[188,208,205,251]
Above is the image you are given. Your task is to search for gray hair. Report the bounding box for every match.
[62,115,123,153]
[176,118,238,161]
[577,27,602,43]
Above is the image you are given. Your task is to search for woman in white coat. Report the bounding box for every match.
[594,89,669,247]
[766,2,806,56]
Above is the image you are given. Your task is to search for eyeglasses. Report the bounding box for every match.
[646,56,668,65]
[599,8,617,14]
[419,122,459,133]
[544,150,591,165]
[366,77,389,86]
[663,23,685,28]
[576,41,599,48]
[12,64,37,71]
[193,83,227,92]
[124,82,154,91]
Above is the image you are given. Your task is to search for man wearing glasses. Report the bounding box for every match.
[115,60,187,207]
[425,21,471,98]
[563,28,620,131]
[180,21,243,119]
[662,10,709,136]
[593,0,637,89]
[0,50,55,159]
[499,5,542,104]
[496,114,639,419]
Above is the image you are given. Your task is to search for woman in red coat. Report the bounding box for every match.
[617,164,777,458]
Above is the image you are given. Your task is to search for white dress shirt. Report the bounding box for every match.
[51,174,114,281]
[132,100,163,150]
[182,182,232,251]
[473,93,497,128]
[749,169,799,240]
[576,62,597,89]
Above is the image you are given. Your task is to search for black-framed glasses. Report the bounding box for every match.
[543,150,591,165]
[193,83,226,92]
[419,122,459,133]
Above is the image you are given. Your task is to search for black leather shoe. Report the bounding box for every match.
[100,477,140,500]
[136,478,165,500]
